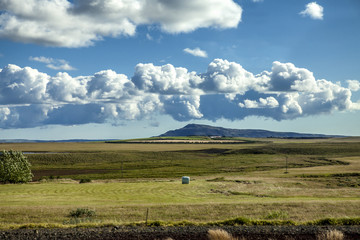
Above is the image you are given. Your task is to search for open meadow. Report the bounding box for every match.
[0,137,359,229]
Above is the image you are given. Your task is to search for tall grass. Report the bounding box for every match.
[208,229,238,240]
[316,230,344,240]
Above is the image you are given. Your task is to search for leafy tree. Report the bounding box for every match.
[0,150,33,183]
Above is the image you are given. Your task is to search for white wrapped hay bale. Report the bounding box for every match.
[182,176,190,184]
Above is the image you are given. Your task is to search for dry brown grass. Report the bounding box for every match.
[208,229,238,240]
[316,229,344,240]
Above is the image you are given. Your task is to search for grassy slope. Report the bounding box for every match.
[0,138,359,227]
[24,141,359,180]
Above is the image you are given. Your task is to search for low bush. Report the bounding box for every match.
[79,178,91,184]
[68,208,95,218]
[146,220,167,227]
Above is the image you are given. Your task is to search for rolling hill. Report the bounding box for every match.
[159,124,344,138]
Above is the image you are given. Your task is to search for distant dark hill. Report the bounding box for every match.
[0,139,116,143]
[159,124,344,138]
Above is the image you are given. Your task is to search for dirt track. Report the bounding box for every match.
[1,225,360,240]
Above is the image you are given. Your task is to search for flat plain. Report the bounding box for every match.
[0,137,359,228]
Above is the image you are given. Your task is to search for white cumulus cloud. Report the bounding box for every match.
[239,97,279,109]
[183,47,208,58]
[262,61,318,92]
[132,63,204,95]
[46,72,88,102]
[0,0,242,48]
[0,60,358,128]
[0,107,10,121]
[30,56,76,70]
[347,80,360,92]
[300,2,324,20]
[87,70,137,101]
[0,64,49,104]
[202,59,262,94]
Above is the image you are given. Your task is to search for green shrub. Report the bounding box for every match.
[146,220,166,227]
[68,208,96,218]
[39,176,48,181]
[213,217,250,226]
[79,178,92,184]
[0,150,33,183]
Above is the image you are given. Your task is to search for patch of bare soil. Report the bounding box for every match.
[1,225,360,240]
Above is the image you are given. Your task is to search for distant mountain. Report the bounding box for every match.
[159,124,345,138]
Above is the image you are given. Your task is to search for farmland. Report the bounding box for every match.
[0,137,359,229]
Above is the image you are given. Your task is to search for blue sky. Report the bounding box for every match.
[0,0,359,140]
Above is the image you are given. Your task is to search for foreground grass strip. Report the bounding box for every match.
[308,217,360,226]
[2,217,360,230]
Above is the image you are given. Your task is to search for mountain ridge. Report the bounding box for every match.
[159,124,345,138]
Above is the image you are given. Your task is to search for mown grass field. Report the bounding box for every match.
[0,137,359,228]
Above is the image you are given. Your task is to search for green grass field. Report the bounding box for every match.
[0,137,359,228]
